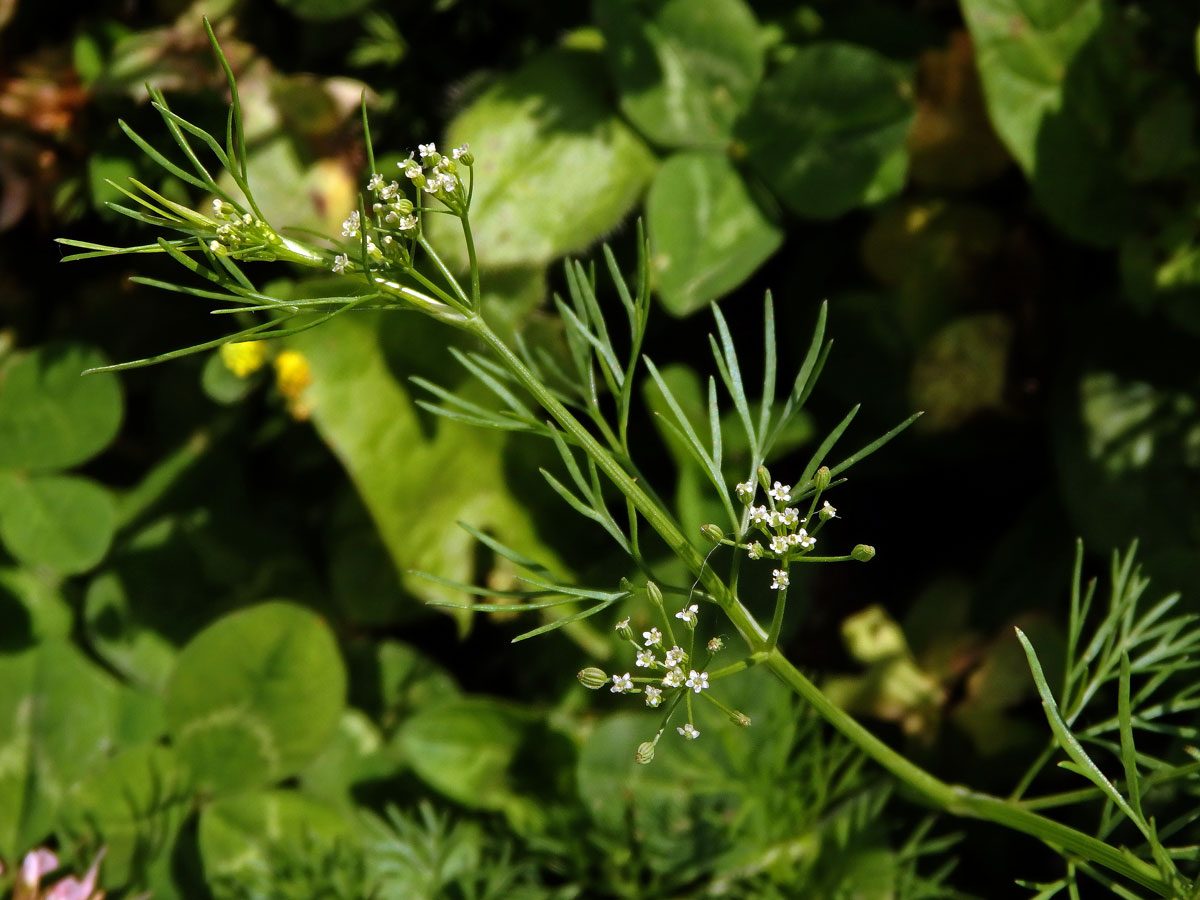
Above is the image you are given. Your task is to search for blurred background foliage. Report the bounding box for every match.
[1,0,1199,896]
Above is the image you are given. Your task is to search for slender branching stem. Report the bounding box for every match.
[464,312,1175,899]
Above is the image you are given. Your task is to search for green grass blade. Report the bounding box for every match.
[204,17,248,181]
[448,347,535,419]
[1118,653,1144,821]
[828,411,922,478]
[361,92,376,176]
[456,521,554,577]
[759,292,777,448]
[511,597,619,642]
[801,404,859,485]
[1016,627,1148,838]
[117,119,211,191]
[82,318,282,374]
[710,303,753,451]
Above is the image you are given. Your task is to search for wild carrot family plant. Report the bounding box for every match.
[56,22,1200,900]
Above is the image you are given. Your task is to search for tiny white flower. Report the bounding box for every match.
[643,627,662,647]
[749,505,770,526]
[677,722,700,740]
[384,211,399,224]
[451,142,470,159]
[341,210,360,237]
[746,541,764,560]
[402,160,422,179]
[662,667,684,688]
[635,649,656,668]
[379,181,399,200]
[211,198,223,215]
[707,637,724,652]
[768,509,784,528]
[367,173,385,191]
[820,500,837,520]
[769,481,791,502]
[793,529,816,550]
[735,480,755,500]
[396,214,417,231]
[610,672,633,693]
[675,604,699,626]
[615,617,630,632]
[332,254,349,274]
[418,142,437,158]
[780,507,800,527]
[685,670,709,693]
[771,568,789,590]
[770,535,789,554]
[423,180,439,194]
[644,685,662,707]
[382,235,394,246]
[241,213,253,225]
[208,239,222,253]
[664,646,685,667]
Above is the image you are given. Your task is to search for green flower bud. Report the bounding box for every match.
[701,524,724,544]
[814,466,831,491]
[635,741,656,764]
[577,667,608,690]
[208,239,229,257]
[851,544,876,562]
[646,581,664,609]
[756,465,771,492]
[730,710,752,727]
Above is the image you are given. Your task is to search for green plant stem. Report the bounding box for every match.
[762,649,1171,897]
[460,214,481,309]
[767,584,787,648]
[466,314,1173,898]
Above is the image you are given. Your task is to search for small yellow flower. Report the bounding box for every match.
[219,340,267,378]
[274,349,313,420]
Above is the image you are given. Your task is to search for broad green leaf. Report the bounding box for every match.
[738,42,914,219]
[429,47,656,268]
[88,153,137,214]
[198,790,354,883]
[299,710,399,813]
[165,602,346,793]
[0,640,124,861]
[0,472,116,574]
[84,570,179,692]
[0,566,71,645]
[647,151,782,315]
[0,342,122,471]
[396,697,532,813]
[288,313,566,634]
[960,0,1102,174]
[961,0,1136,244]
[59,743,190,892]
[595,0,764,148]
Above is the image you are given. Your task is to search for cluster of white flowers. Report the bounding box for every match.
[736,474,841,578]
[330,140,474,274]
[593,599,725,745]
[400,140,471,201]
